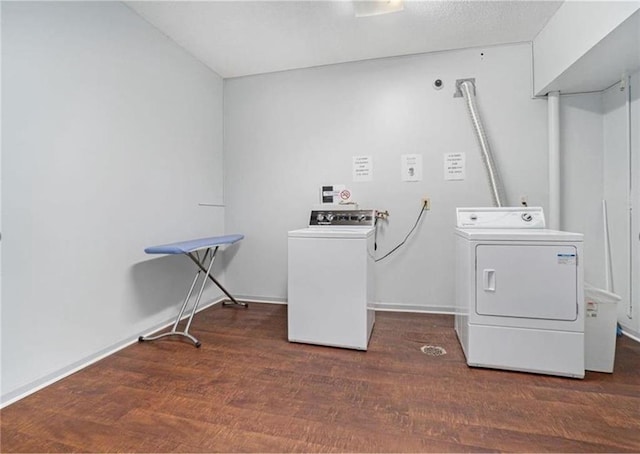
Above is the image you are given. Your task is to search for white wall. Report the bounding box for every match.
[560,70,640,339]
[1,2,225,404]
[631,70,640,338]
[224,43,549,311]
[601,70,640,338]
[559,93,605,288]
[533,1,640,95]
[603,82,631,315]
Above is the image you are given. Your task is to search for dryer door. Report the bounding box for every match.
[475,244,578,321]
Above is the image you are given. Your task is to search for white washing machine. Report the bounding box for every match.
[288,209,375,350]
[455,207,585,378]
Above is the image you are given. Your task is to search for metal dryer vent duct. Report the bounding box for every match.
[455,79,507,207]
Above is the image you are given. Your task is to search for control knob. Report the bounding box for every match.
[316,213,325,222]
[326,213,335,222]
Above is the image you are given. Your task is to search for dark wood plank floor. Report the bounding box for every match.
[2,303,639,452]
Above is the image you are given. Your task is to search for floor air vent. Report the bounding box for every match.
[420,345,446,356]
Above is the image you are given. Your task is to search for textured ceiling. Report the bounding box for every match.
[126,1,563,78]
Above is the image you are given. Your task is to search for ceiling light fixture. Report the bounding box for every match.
[353,0,404,18]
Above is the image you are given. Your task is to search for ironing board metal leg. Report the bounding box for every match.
[187,254,248,308]
[184,247,218,334]
[171,270,201,332]
[139,265,206,347]
[137,330,201,346]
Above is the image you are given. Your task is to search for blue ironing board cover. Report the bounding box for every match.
[145,234,244,255]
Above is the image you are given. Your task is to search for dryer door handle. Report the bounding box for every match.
[483,269,496,292]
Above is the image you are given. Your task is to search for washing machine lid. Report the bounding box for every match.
[455,228,583,242]
[288,227,374,239]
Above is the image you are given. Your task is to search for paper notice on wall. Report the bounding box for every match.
[444,152,466,180]
[353,156,373,182]
[401,154,422,182]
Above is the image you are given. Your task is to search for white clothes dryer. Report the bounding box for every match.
[455,207,585,378]
[288,210,375,350]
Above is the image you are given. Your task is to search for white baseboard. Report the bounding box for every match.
[235,295,287,305]
[239,296,455,314]
[373,301,455,314]
[621,327,640,343]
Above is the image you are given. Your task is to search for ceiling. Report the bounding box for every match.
[126,0,564,79]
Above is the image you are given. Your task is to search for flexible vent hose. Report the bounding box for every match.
[460,80,507,207]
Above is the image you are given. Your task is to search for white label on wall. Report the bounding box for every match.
[320,184,347,204]
[401,154,422,182]
[444,152,466,180]
[353,156,373,182]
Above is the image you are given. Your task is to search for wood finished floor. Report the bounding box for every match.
[2,303,639,453]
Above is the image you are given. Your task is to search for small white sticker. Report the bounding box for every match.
[557,253,576,265]
[586,301,598,318]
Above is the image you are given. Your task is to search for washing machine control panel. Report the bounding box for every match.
[310,210,376,226]
[456,207,546,228]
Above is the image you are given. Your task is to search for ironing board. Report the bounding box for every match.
[138,234,246,348]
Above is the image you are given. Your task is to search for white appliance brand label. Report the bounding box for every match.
[557,253,576,265]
